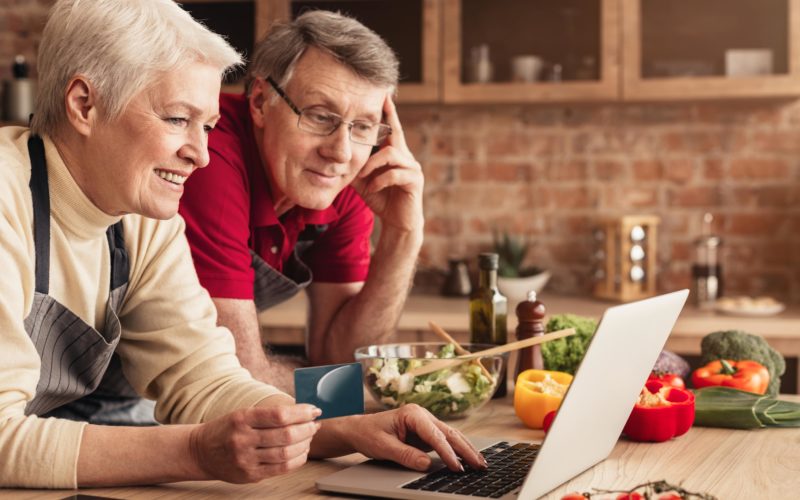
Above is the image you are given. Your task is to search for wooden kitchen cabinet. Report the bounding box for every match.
[180,0,441,101]
[259,0,442,102]
[622,0,800,101]
[179,0,800,103]
[442,0,621,103]
[178,0,272,91]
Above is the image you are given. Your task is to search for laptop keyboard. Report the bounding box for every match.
[401,441,540,498]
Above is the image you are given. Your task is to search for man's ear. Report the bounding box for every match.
[64,76,97,137]
[249,79,268,129]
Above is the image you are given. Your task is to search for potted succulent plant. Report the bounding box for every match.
[493,231,550,304]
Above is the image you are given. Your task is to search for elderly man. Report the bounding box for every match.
[179,11,424,391]
[0,0,482,489]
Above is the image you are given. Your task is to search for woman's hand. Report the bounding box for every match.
[316,404,487,472]
[189,403,321,483]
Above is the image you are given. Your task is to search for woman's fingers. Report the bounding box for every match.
[251,449,311,478]
[256,437,315,464]
[397,406,462,471]
[246,403,321,429]
[257,420,321,447]
[434,421,486,470]
[191,404,322,484]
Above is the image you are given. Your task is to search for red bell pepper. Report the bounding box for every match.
[648,371,685,390]
[691,359,769,395]
[623,380,695,442]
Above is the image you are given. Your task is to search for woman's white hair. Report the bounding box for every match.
[31,0,243,136]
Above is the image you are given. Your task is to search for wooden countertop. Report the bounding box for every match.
[6,394,799,499]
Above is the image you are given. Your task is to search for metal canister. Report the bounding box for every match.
[691,213,723,309]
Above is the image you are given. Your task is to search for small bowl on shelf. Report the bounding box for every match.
[354,342,506,419]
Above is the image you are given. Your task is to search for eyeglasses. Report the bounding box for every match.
[266,76,391,147]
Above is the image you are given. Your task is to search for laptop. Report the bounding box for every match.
[316,289,689,499]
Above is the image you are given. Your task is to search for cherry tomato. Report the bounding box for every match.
[616,493,645,500]
[560,494,587,500]
[648,371,685,390]
[543,410,557,433]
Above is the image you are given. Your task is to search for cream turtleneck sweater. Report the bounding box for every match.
[0,127,284,488]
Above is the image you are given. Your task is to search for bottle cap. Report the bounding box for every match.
[527,290,537,302]
[695,213,722,248]
[12,54,28,79]
[478,252,498,270]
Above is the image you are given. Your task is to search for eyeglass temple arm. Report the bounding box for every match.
[266,76,302,116]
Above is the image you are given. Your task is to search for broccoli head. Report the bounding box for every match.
[700,330,786,396]
[543,314,598,374]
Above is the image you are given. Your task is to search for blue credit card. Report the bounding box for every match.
[294,362,364,420]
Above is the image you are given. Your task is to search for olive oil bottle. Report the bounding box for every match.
[469,253,508,398]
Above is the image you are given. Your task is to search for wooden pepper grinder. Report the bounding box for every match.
[515,291,546,376]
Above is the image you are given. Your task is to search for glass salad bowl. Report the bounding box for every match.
[354,343,507,419]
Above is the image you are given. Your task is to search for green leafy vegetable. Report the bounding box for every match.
[542,314,598,374]
[700,330,786,396]
[366,344,496,418]
[693,386,800,429]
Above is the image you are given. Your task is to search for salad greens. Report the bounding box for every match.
[543,314,598,374]
[367,344,496,418]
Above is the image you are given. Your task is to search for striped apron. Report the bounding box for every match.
[22,135,155,425]
[251,223,327,311]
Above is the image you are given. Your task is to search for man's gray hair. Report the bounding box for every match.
[31,0,243,137]
[246,10,399,95]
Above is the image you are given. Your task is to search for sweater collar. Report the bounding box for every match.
[43,135,121,240]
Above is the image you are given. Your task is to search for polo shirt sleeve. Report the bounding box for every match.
[179,144,255,300]
[302,187,373,283]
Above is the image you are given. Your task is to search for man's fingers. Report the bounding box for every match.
[382,93,409,151]
[358,145,420,181]
[360,166,422,196]
[246,404,321,428]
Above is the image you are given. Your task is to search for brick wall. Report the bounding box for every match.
[400,102,800,303]
[0,0,50,81]
[2,0,798,303]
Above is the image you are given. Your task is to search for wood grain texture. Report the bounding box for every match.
[3,394,798,499]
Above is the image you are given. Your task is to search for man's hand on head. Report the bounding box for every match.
[352,93,424,238]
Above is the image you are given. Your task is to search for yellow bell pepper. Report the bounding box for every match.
[514,369,573,429]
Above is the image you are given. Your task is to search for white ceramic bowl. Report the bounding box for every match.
[498,270,551,305]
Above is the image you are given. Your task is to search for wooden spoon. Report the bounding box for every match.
[428,321,493,379]
[407,327,576,378]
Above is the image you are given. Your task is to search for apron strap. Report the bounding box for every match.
[27,135,130,295]
[106,220,129,290]
[27,135,50,295]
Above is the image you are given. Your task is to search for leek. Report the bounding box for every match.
[693,387,800,429]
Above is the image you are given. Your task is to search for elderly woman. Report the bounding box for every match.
[0,0,484,489]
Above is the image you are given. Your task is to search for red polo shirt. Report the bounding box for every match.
[179,93,373,300]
